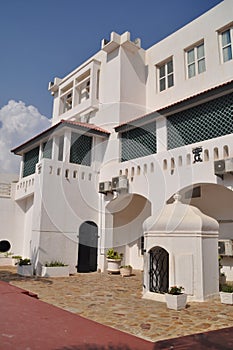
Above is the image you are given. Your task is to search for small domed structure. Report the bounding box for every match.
[143,194,219,302]
[143,193,219,234]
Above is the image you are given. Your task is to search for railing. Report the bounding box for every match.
[118,135,233,189]
[14,174,35,201]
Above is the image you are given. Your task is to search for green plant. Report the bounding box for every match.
[12,255,22,259]
[120,265,132,268]
[106,248,123,260]
[168,286,184,295]
[18,258,31,266]
[44,260,67,267]
[221,284,233,293]
[3,251,14,258]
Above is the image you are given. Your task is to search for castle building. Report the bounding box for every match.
[1,0,233,301]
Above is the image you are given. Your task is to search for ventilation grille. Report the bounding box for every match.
[167,93,233,150]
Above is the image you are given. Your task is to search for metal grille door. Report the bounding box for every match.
[149,247,169,293]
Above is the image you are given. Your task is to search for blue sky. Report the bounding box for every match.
[0,0,222,118]
[0,0,223,173]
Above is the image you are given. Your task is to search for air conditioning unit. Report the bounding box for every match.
[218,240,233,256]
[214,158,233,176]
[99,181,112,194]
[111,175,128,191]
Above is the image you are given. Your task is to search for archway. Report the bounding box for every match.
[77,221,98,273]
[106,194,151,269]
[149,246,169,293]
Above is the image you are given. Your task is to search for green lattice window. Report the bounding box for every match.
[23,147,39,177]
[70,132,92,166]
[42,139,53,159]
[121,121,157,162]
[167,93,233,150]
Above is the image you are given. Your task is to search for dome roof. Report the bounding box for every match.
[143,194,219,234]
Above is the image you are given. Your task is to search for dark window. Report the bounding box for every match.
[70,132,92,166]
[121,121,156,162]
[23,147,39,177]
[58,135,64,161]
[167,93,233,150]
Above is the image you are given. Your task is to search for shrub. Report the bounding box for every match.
[106,248,123,260]
[221,284,233,293]
[44,260,67,267]
[168,286,184,295]
[18,258,31,266]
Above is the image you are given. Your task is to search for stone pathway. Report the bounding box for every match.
[1,266,233,343]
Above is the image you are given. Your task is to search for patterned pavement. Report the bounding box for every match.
[1,266,233,343]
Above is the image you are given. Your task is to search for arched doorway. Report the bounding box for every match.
[149,246,169,293]
[77,221,98,273]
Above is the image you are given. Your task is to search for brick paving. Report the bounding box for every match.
[1,266,233,343]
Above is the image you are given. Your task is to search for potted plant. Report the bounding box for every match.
[220,284,233,304]
[41,260,69,277]
[12,255,22,266]
[165,286,187,310]
[17,258,33,276]
[106,248,123,274]
[120,265,132,277]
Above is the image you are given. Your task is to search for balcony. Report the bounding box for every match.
[14,174,35,201]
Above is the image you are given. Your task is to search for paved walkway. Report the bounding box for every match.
[1,266,233,348]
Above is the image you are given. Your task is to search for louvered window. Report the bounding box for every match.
[167,93,233,150]
[23,147,39,177]
[70,132,92,166]
[121,121,156,162]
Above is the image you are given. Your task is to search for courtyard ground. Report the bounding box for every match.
[1,266,233,344]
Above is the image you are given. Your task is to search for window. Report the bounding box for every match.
[42,139,53,159]
[23,147,39,177]
[70,132,92,166]
[220,28,232,63]
[186,42,206,78]
[58,135,64,161]
[121,121,157,162]
[158,58,174,92]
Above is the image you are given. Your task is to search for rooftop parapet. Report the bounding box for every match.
[101,31,141,53]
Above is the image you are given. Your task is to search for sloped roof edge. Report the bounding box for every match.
[11,119,110,155]
[115,79,233,132]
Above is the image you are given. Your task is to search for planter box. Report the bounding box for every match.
[165,293,187,310]
[41,266,69,277]
[17,265,33,277]
[107,259,122,274]
[220,291,233,304]
[120,266,132,277]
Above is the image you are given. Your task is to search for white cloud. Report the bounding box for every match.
[0,100,51,174]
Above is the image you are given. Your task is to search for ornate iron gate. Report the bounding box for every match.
[149,247,169,293]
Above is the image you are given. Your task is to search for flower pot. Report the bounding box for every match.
[165,293,187,310]
[107,258,122,274]
[41,265,69,277]
[17,265,33,277]
[220,291,233,304]
[120,266,132,277]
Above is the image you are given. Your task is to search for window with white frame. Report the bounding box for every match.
[186,42,206,79]
[157,58,174,92]
[219,27,233,63]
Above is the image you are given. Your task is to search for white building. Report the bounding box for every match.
[1,0,233,301]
